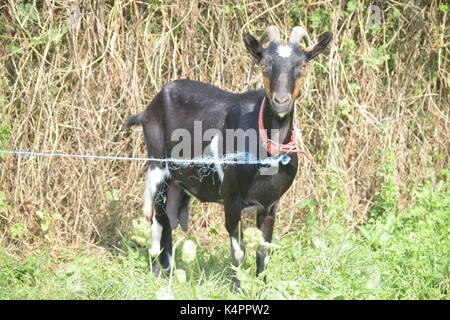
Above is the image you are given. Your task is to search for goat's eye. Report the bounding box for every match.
[295,63,304,74]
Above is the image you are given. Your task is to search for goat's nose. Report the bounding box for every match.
[273,94,290,105]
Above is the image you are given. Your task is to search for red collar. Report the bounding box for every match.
[258,96,316,166]
[258,96,298,155]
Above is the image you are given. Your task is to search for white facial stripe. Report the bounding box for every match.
[210,135,224,182]
[277,45,292,58]
[150,215,163,256]
[231,237,244,262]
[143,166,170,218]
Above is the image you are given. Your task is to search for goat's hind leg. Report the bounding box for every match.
[153,199,173,275]
[145,163,173,275]
[140,104,173,275]
[141,133,172,275]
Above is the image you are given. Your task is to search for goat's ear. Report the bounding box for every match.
[304,32,333,62]
[243,33,263,61]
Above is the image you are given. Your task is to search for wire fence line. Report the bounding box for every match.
[0,150,284,166]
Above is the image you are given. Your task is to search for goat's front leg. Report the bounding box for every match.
[256,203,277,279]
[224,199,245,290]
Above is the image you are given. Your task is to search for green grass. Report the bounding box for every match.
[1,178,448,300]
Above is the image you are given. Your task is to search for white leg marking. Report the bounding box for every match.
[163,253,173,272]
[231,237,244,263]
[149,215,163,256]
[210,135,224,182]
[264,256,270,266]
[143,166,170,218]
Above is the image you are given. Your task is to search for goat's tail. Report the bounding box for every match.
[126,112,144,128]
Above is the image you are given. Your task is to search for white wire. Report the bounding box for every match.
[0,150,281,166]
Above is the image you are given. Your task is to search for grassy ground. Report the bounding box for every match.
[1,176,448,300]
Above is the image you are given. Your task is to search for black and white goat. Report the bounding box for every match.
[127,26,332,288]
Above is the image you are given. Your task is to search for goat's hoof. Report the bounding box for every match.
[231,277,248,296]
[150,259,171,277]
[150,259,162,276]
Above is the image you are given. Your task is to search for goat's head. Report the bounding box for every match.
[244,26,333,117]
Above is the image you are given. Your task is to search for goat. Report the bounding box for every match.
[127,26,332,289]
